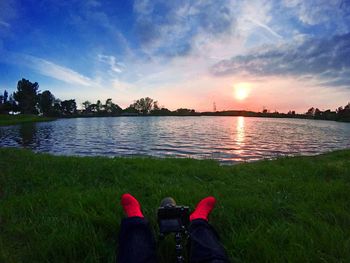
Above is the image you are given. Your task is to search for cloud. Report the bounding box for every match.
[283,0,350,33]
[211,33,350,87]
[236,0,283,42]
[23,55,97,87]
[133,0,235,57]
[97,54,125,73]
[0,0,16,33]
[246,18,282,39]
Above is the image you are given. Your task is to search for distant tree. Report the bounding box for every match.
[336,106,343,113]
[96,100,103,114]
[337,102,350,121]
[3,90,8,103]
[0,92,18,114]
[323,109,337,120]
[175,108,196,115]
[0,93,4,113]
[61,99,77,115]
[151,107,172,115]
[105,98,113,113]
[8,93,19,112]
[306,107,315,116]
[48,99,62,116]
[38,90,55,116]
[314,108,322,118]
[132,97,154,114]
[123,105,139,114]
[89,103,97,113]
[82,101,91,112]
[153,101,159,110]
[104,98,122,115]
[13,79,39,114]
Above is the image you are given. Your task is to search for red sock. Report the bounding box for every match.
[190,196,216,222]
[121,193,144,218]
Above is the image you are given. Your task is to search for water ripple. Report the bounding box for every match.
[1,116,350,163]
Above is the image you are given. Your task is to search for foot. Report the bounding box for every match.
[121,193,144,218]
[190,196,216,222]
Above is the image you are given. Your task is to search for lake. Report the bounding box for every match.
[1,116,350,163]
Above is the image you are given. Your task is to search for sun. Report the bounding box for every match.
[234,83,251,101]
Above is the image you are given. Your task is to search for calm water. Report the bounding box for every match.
[1,116,350,163]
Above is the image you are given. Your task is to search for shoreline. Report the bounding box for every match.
[0,114,56,127]
[2,146,350,165]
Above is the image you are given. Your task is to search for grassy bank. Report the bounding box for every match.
[0,148,349,262]
[0,114,55,126]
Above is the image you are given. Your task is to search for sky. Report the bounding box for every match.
[0,0,350,112]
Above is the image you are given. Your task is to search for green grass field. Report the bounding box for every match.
[0,148,349,262]
[0,114,55,126]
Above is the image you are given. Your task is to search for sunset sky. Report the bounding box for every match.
[0,0,349,112]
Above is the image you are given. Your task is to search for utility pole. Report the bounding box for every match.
[213,102,217,112]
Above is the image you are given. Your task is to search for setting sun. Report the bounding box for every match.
[234,83,251,101]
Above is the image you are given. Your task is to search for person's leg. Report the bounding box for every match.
[117,194,157,263]
[188,197,230,263]
[118,217,157,263]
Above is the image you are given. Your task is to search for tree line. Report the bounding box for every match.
[0,79,196,117]
[305,106,350,122]
[0,78,349,121]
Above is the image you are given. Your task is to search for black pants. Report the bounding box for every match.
[118,217,229,263]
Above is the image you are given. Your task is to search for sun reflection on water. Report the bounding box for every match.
[234,116,245,156]
[236,116,245,145]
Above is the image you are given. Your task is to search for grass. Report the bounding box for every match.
[0,148,350,263]
[0,114,55,126]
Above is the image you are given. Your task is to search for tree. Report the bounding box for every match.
[123,105,139,114]
[13,79,39,114]
[175,108,196,115]
[337,103,350,121]
[336,106,343,113]
[3,90,8,103]
[0,93,4,113]
[38,90,55,116]
[89,103,98,113]
[314,108,322,118]
[96,100,103,113]
[153,101,159,110]
[0,92,18,114]
[111,103,123,114]
[306,107,315,116]
[61,99,77,115]
[151,107,172,115]
[82,101,92,114]
[8,93,19,112]
[132,97,154,114]
[104,98,122,115]
[50,99,62,116]
[105,98,113,113]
